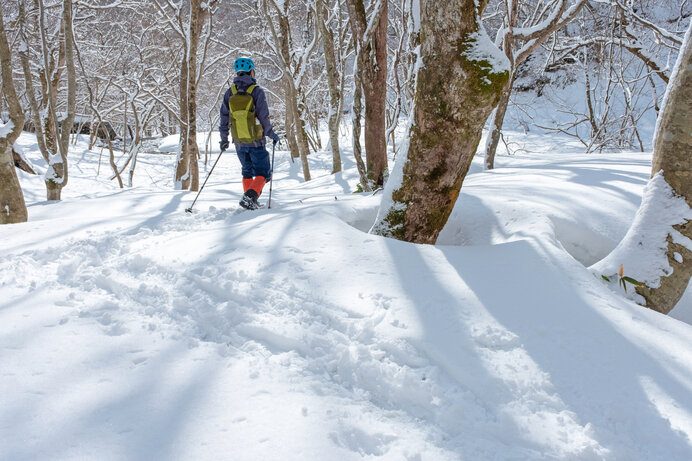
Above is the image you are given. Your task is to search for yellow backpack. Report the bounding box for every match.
[228,84,264,143]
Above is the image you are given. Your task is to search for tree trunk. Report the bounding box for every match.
[174,1,206,191]
[285,100,301,160]
[346,0,388,187]
[0,1,28,223]
[362,0,388,186]
[352,73,369,190]
[371,0,509,243]
[484,74,514,170]
[38,0,70,200]
[186,0,205,191]
[316,0,342,174]
[175,46,191,190]
[277,9,311,181]
[13,148,36,175]
[635,26,692,313]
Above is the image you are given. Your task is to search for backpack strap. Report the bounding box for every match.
[230,84,256,95]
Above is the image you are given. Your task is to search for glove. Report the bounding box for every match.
[219,139,229,151]
[272,134,280,145]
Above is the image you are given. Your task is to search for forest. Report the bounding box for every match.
[1,1,692,459]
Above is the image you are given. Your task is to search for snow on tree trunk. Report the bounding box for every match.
[0,2,28,224]
[591,22,692,314]
[371,0,509,244]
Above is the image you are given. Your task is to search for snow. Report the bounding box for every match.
[2,130,692,460]
[463,29,511,76]
[0,120,14,138]
[591,171,692,297]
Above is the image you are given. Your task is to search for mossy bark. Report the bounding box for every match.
[636,27,692,314]
[374,0,509,244]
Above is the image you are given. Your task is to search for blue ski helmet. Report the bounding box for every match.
[234,57,255,73]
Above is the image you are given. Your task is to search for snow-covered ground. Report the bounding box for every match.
[2,131,692,460]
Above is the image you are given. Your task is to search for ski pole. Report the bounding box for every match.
[185,149,225,213]
[268,141,276,209]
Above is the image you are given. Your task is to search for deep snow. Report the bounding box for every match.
[2,130,692,460]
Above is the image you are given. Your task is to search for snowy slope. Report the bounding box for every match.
[2,132,692,460]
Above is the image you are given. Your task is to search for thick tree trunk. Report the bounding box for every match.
[371,0,509,243]
[635,27,692,314]
[0,143,28,224]
[0,2,28,223]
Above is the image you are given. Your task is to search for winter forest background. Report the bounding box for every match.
[2,0,692,459]
[2,0,689,185]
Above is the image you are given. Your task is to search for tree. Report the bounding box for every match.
[316,0,348,174]
[17,0,77,201]
[346,0,389,189]
[371,0,510,244]
[592,22,692,314]
[0,1,28,224]
[153,0,217,191]
[483,0,586,170]
[260,0,317,182]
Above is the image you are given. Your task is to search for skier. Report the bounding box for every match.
[219,57,280,210]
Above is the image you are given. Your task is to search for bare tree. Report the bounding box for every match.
[371,0,510,243]
[260,0,318,182]
[153,0,217,191]
[316,0,348,174]
[18,0,78,200]
[483,0,587,170]
[0,1,28,224]
[532,1,689,153]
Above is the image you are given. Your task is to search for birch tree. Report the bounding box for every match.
[592,22,692,315]
[0,1,28,224]
[371,0,510,243]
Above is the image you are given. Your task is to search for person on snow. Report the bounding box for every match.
[219,57,280,210]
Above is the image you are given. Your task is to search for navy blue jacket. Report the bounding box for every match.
[219,74,277,148]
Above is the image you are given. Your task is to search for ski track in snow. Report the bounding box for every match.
[3,132,692,460]
[2,201,607,460]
